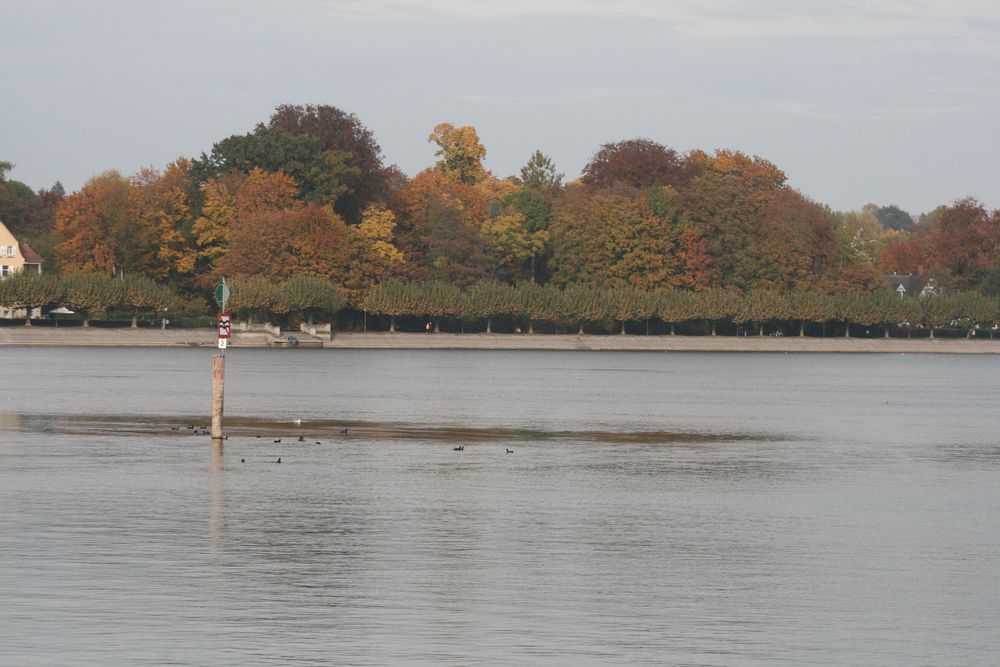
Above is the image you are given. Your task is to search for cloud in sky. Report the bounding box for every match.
[2,0,999,214]
[325,0,1000,48]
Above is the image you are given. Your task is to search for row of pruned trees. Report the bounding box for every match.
[0,272,173,327]
[362,281,1000,338]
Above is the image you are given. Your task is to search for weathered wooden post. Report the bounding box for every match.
[211,355,225,441]
[212,278,231,443]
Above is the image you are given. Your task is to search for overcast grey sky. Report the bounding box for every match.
[2,0,998,214]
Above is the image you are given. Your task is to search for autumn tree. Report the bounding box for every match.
[54,171,132,275]
[678,150,787,288]
[129,160,196,282]
[395,169,491,286]
[582,139,685,189]
[921,198,1000,290]
[428,123,488,185]
[549,185,676,290]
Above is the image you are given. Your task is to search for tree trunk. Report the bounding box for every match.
[528,320,534,334]
[389,316,396,333]
[929,327,935,339]
[24,315,32,326]
[799,321,805,337]
[844,322,850,338]
[578,323,584,335]
[758,323,764,336]
[83,318,90,328]
[486,318,492,334]
[670,323,676,335]
[131,315,138,329]
[711,322,717,336]
[620,321,626,335]
[885,326,890,338]
[434,319,440,333]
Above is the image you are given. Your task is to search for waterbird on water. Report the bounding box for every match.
[453,445,464,451]
[298,435,305,442]
[241,458,245,463]
[276,458,282,464]
[506,448,514,454]
[340,428,348,435]
[274,439,281,443]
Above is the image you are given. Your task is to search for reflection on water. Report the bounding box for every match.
[0,349,999,664]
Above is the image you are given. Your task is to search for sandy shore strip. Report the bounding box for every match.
[1,327,998,353]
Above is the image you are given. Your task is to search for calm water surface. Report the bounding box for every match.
[0,348,998,665]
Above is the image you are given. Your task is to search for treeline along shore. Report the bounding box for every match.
[5,103,1000,346]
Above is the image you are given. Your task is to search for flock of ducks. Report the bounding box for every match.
[173,423,514,463]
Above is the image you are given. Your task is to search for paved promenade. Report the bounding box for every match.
[1,326,998,353]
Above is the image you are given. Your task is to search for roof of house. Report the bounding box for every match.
[19,242,44,264]
[882,274,926,294]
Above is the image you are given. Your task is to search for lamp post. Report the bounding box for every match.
[364,308,367,332]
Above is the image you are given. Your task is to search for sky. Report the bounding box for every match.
[2,0,999,215]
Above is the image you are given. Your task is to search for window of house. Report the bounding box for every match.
[1,265,10,277]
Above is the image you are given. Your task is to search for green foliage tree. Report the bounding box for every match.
[5,272,63,325]
[279,276,347,325]
[227,275,280,324]
[468,281,516,333]
[559,284,609,334]
[419,280,464,331]
[121,274,173,328]
[954,291,997,337]
[263,104,389,224]
[744,289,790,336]
[364,280,418,332]
[519,150,563,190]
[514,281,559,334]
[655,289,696,335]
[920,293,958,339]
[193,127,358,209]
[605,286,649,335]
[62,272,122,327]
[693,287,741,336]
[788,290,837,337]
[875,204,913,230]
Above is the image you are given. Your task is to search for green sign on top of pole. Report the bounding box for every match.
[216,277,230,312]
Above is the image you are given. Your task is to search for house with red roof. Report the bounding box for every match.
[0,218,45,318]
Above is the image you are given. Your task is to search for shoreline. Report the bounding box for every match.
[1,327,998,353]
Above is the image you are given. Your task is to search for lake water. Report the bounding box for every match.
[0,348,998,665]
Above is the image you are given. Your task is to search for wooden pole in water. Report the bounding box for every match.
[211,354,225,442]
